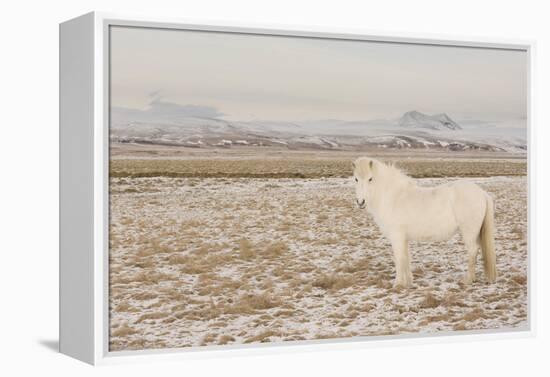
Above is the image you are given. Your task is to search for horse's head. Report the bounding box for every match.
[352,157,377,209]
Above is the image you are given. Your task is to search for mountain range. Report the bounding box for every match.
[110,108,527,153]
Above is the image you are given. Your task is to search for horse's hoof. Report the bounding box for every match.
[393,281,412,289]
[463,274,475,285]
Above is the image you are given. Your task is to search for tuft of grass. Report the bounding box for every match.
[179,260,208,275]
[313,274,353,291]
[132,258,155,269]
[200,333,218,346]
[374,279,393,289]
[136,311,170,323]
[338,257,370,274]
[240,292,280,310]
[131,291,157,301]
[510,226,525,240]
[114,302,139,312]
[314,332,341,340]
[273,309,297,317]
[243,330,278,343]
[168,254,188,265]
[316,214,329,222]
[238,238,255,259]
[412,266,424,276]
[441,293,467,308]
[224,292,281,315]
[453,322,468,331]
[218,335,236,345]
[263,241,289,257]
[132,271,177,285]
[419,293,441,309]
[462,307,486,321]
[494,303,511,310]
[511,274,527,285]
[111,323,138,337]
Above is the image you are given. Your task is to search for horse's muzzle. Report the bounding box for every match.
[356,199,366,209]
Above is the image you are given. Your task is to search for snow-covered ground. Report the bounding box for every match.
[109,175,528,351]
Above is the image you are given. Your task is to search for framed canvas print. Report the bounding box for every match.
[59,12,534,365]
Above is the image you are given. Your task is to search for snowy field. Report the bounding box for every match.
[108,168,528,351]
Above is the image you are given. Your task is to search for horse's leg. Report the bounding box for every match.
[463,235,480,284]
[406,243,413,286]
[390,235,412,288]
[456,187,486,284]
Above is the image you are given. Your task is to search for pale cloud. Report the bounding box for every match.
[110,26,527,123]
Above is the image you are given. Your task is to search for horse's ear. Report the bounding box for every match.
[370,159,377,174]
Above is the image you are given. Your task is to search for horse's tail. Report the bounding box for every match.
[480,194,497,283]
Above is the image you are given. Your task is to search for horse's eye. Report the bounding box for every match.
[354,177,358,183]
[369,177,373,182]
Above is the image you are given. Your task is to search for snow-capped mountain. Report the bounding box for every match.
[398,111,462,130]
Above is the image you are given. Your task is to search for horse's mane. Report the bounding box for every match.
[379,161,410,180]
[377,161,413,186]
[356,157,413,187]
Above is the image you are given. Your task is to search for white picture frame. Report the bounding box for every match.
[59,11,535,365]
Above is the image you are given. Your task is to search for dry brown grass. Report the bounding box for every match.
[218,335,236,345]
[238,238,255,259]
[243,330,279,343]
[200,333,218,346]
[453,322,468,331]
[510,226,525,240]
[114,302,139,312]
[314,332,342,340]
[441,293,467,308]
[462,307,486,321]
[511,274,527,285]
[273,309,298,317]
[313,274,353,291]
[136,311,170,323]
[111,323,138,337]
[317,214,329,222]
[132,258,155,269]
[338,257,370,274]
[238,292,281,310]
[419,293,441,309]
[167,254,189,265]
[110,157,526,179]
[131,291,157,301]
[263,241,289,257]
[219,295,272,316]
[132,271,177,285]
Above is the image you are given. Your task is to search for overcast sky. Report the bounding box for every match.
[110,26,527,123]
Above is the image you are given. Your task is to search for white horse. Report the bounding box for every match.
[352,157,496,288]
